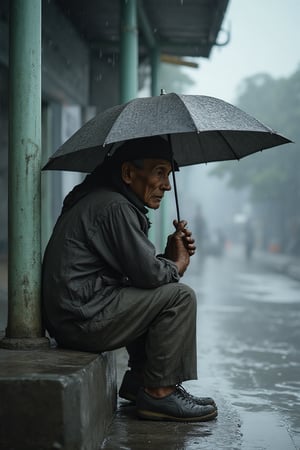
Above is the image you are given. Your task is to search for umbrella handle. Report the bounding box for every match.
[167,135,180,223]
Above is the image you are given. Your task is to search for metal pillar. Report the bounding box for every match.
[1,0,48,349]
[120,0,138,103]
[146,47,161,244]
[151,47,160,97]
[150,48,169,251]
[41,104,53,254]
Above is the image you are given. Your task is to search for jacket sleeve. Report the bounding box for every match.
[89,201,180,288]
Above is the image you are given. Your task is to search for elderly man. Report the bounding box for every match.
[42,136,217,422]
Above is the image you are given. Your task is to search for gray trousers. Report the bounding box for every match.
[56,282,197,387]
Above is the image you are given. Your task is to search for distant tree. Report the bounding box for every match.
[211,68,300,200]
[210,66,300,252]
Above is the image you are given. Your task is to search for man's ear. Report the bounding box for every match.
[121,162,135,185]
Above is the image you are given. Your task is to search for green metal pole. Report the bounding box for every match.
[150,47,169,250]
[151,47,160,97]
[120,0,138,103]
[41,104,53,254]
[147,48,161,244]
[1,0,48,349]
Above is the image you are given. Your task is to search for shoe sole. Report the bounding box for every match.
[137,408,218,422]
[120,393,217,408]
[120,391,217,407]
[119,392,137,403]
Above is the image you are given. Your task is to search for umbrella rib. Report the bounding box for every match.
[217,131,240,160]
[196,132,208,164]
[174,93,199,133]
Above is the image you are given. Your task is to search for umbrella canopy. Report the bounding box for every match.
[43,93,291,173]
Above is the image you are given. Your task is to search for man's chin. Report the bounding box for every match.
[147,201,161,210]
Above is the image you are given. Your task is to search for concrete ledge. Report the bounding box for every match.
[0,348,117,450]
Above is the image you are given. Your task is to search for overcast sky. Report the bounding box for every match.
[184,0,300,104]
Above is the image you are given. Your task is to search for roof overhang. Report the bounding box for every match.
[57,0,230,59]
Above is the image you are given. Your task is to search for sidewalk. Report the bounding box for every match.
[102,249,300,450]
[254,249,300,281]
[102,349,243,450]
[0,249,299,449]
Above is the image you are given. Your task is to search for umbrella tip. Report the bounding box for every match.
[160,89,167,95]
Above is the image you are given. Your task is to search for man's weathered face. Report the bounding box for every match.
[122,159,172,209]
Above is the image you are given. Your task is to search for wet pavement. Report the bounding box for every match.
[102,246,300,450]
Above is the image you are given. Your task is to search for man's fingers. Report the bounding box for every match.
[173,219,187,231]
[182,228,192,237]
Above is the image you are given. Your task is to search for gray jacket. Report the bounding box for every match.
[42,187,180,333]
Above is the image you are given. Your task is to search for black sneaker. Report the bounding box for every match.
[176,384,217,407]
[119,370,216,407]
[136,387,218,422]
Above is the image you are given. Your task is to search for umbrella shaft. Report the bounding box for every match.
[167,135,180,222]
[171,166,180,222]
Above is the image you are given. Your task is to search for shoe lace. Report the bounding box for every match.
[175,385,195,405]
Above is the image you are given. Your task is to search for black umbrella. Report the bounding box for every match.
[43,93,291,220]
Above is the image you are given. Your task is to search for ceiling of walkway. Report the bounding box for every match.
[57,0,229,58]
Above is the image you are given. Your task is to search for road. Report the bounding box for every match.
[103,245,300,450]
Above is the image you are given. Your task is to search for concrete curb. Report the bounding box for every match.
[0,348,117,450]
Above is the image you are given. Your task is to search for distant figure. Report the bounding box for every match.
[287,219,300,256]
[214,228,226,257]
[193,205,209,257]
[244,221,254,260]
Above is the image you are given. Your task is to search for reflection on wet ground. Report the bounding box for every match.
[103,247,300,449]
[236,272,300,303]
[103,394,242,450]
[192,248,300,449]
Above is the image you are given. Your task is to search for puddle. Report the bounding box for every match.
[239,410,299,450]
[235,273,300,304]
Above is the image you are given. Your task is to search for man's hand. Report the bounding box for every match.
[173,220,196,256]
[164,220,196,276]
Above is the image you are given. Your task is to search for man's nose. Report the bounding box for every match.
[162,177,172,191]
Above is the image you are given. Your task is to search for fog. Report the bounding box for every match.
[184,0,300,104]
[147,0,300,257]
